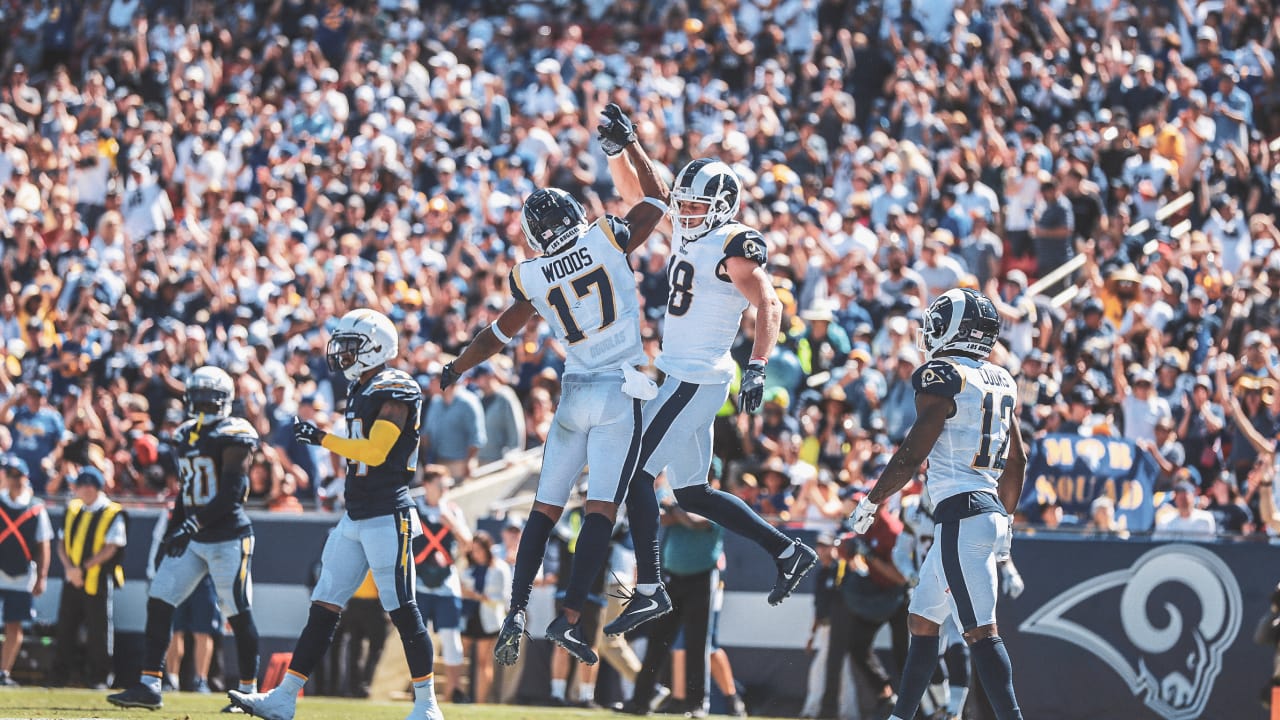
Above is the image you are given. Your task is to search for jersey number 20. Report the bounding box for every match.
[546,267,616,344]
[179,456,217,506]
[972,392,1015,471]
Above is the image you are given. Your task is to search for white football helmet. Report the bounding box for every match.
[918,288,1001,361]
[327,309,399,381]
[670,158,741,239]
[185,366,235,419]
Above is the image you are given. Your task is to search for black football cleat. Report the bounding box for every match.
[603,584,673,636]
[768,540,818,605]
[546,614,599,665]
[494,609,527,666]
[107,684,163,710]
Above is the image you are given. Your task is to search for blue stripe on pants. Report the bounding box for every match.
[941,520,978,630]
[613,398,644,505]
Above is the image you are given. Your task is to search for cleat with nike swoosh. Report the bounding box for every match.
[603,585,673,637]
[546,614,599,665]
[768,540,818,605]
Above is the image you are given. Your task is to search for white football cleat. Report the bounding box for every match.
[226,688,297,720]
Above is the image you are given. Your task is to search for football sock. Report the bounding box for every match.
[551,678,567,701]
[970,636,1023,720]
[889,633,940,720]
[278,669,305,696]
[287,603,341,680]
[626,471,662,586]
[636,583,661,596]
[143,598,177,678]
[564,513,614,612]
[673,483,792,556]
[391,603,435,679]
[413,675,436,703]
[510,509,556,612]
[945,642,969,714]
[228,611,260,691]
[140,672,162,693]
[579,682,595,702]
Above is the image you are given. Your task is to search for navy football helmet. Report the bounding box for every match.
[520,188,587,256]
[919,288,1001,360]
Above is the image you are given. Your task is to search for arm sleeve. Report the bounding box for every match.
[508,267,529,304]
[600,215,632,253]
[322,419,403,466]
[104,515,128,547]
[911,360,965,398]
[723,227,768,266]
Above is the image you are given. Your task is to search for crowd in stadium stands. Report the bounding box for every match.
[4,0,1280,551]
[6,0,1280,713]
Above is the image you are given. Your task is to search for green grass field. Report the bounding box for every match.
[0,687,621,720]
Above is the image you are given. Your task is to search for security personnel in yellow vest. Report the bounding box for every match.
[0,456,52,687]
[53,468,127,688]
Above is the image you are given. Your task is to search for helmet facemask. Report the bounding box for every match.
[327,333,373,381]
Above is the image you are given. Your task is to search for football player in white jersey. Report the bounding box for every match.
[850,288,1026,720]
[603,153,818,639]
[439,104,670,667]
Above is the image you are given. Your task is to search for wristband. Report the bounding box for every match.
[491,321,513,345]
[642,197,669,214]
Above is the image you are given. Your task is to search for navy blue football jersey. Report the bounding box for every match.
[343,368,423,520]
[173,416,258,542]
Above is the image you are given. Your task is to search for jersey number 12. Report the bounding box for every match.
[972,392,1015,471]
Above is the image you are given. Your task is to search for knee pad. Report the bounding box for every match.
[390,603,428,637]
[438,628,464,666]
[673,483,715,513]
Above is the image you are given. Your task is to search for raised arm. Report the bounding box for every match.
[444,299,540,384]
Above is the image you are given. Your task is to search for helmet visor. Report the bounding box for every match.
[326,334,364,374]
[185,386,227,417]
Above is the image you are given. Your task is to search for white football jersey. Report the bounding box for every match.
[656,222,767,384]
[913,355,1018,505]
[511,216,646,374]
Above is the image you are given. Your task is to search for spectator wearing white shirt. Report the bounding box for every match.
[1115,364,1173,445]
[1203,195,1251,277]
[1120,276,1175,337]
[1153,481,1217,540]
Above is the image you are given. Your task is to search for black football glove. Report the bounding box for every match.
[597,103,637,157]
[293,415,327,446]
[163,517,200,558]
[739,359,767,414]
[440,362,462,391]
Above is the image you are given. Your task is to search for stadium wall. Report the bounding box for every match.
[33,510,1274,718]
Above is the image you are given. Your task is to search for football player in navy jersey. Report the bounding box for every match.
[850,289,1026,720]
[108,366,262,712]
[229,309,440,720]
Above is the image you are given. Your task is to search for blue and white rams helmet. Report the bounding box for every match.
[327,308,399,381]
[185,366,235,420]
[521,188,587,256]
[919,288,1001,360]
[671,158,741,239]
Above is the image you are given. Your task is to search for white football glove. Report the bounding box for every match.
[851,497,878,534]
[1000,561,1025,599]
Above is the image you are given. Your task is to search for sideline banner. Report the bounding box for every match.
[1019,433,1160,531]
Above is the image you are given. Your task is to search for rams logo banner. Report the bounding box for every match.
[1021,545,1240,720]
[994,539,1274,720]
[1018,434,1160,531]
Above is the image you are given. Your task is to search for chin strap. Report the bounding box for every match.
[188,412,205,444]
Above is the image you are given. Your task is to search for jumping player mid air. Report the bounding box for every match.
[229,309,440,720]
[605,146,818,638]
[850,288,1026,720]
[440,103,670,667]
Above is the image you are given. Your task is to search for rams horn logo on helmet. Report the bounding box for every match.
[1020,544,1240,720]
